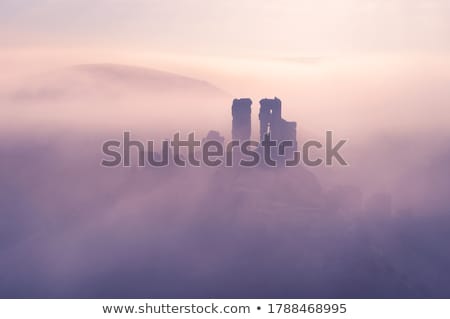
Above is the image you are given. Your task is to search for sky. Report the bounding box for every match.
[1,0,449,57]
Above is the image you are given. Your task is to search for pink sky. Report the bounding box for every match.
[1,0,449,56]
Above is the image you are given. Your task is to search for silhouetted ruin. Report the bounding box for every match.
[259,97,297,148]
[231,97,297,147]
[203,130,225,145]
[231,98,252,141]
[229,97,298,165]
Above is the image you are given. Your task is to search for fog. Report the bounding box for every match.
[0,53,449,297]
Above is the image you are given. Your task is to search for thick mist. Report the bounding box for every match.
[0,54,449,297]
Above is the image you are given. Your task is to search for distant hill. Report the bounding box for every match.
[8,63,229,101]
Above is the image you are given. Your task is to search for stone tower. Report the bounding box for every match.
[232,98,252,141]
